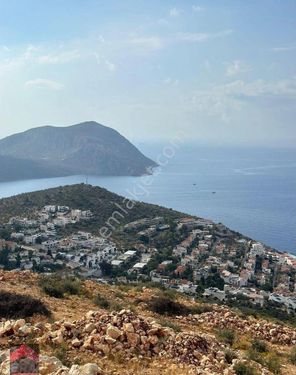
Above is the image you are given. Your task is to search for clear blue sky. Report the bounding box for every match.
[0,0,295,146]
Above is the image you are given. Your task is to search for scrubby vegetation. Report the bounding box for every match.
[0,291,50,318]
[290,346,296,365]
[251,339,268,353]
[147,295,190,316]
[246,339,281,374]
[93,292,123,312]
[93,293,110,309]
[39,274,82,298]
[264,353,281,374]
[51,343,71,367]
[233,362,257,375]
[216,329,236,346]
[228,299,296,328]
[224,349,237,364]
[146,289,214,317]
[189,303,214,315]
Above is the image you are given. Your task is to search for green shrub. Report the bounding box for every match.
[290,346,296,365]
[247,347,281,374]
[148,296,189,316]
[41,283,64,298]
[93,293,123,311]
[111,302,124,311]
[265,353,281,374]
[93,293,110,309]
[63,277,82,295]
[39,274,82,298]
[0,291,50,319]
[52,343,70,367]
[190,304,213,315]
[114,291,124,299]
[161,288,178,301]
[251,339,268,353]
[233,362,257,375]
[224,349,237,364]
[217,329,236,346]
[247,348,264,366]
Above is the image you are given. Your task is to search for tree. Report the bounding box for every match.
[16,253,21,268]
[0,246,9,268]
[99,260,113,276]
[205,273,225,290]
[35,237,43,245]
[255,255,263,273]
[0,228,11,241]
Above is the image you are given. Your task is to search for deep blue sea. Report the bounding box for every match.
[0,144,295,254]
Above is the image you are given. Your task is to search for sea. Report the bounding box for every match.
[0,144,295,254]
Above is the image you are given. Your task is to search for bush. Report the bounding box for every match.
[217,329,236,346]
[52,343,71,367]
[190,304,213,315]
[63,277,82,295]
[247,347,281,374]
[39,274,82,298]
[247,348,264,366]
[93,293,123,311]
[148,296,189,316]
[251,339,268,353]
[111,302,124,311]
[290,346,296,365]
[161,288,178,301]
[114,291,124,299]
[233,336,250,351]
[265,353,281,374]
[233,362,257,375]
[94,293,110,309]
[0,291,50,319]
[224,349,237,364]
[41,280,64,298]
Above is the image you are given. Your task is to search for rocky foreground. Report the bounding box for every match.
[0,309,227,374]
[0,308,279,375]
[1,271,296,374]
[183,305,296,346]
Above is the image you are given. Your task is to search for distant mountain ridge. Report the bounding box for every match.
[0,122,157,181]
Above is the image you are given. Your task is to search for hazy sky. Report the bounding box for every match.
[0,0,295,147]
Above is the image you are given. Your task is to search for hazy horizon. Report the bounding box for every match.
[0,0,296,147]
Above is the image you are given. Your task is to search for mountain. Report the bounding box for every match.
[0,155,70,182]
[0,122,157,181]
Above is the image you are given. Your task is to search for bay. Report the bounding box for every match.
[0,144,295,254]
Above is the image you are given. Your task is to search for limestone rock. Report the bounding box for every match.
[68,363,102,375]
[106,324,122,340]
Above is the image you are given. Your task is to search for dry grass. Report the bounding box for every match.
[1,270,296,374]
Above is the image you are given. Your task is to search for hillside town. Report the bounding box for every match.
[1,205,296,316]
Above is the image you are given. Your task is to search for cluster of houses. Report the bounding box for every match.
[124,217,170,239]
[131,216,296,314]
[9,205,93,245]
[0,205,121,276]
[0,206,163,278]
[1,206,296,313]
